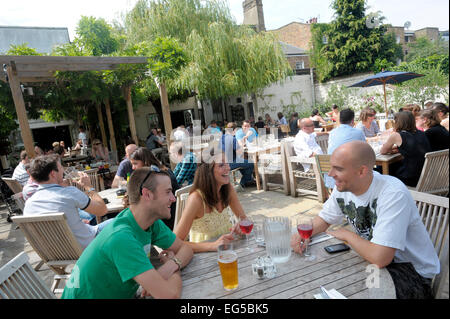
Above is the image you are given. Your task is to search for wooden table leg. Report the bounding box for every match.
[382,162,389,175]
[253,153,261,190]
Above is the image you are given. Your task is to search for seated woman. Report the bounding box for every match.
[380,111,431,187]
[402,104,423,131]
[174,152,247,253]
[91,139,110,162]
[130,147,180,229]
[357,108,380,138]
[73,139,83,151]
[309,109,326,128]
[432,102,449,131]
[326,104,340,123]
[419,109,449,152]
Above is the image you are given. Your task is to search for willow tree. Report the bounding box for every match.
[123,0,292,118]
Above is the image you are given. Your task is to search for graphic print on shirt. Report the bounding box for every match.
[336,198,378,240]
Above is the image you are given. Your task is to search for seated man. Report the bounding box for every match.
[222,123,256,188]
[170,142,197,186]
[207,120,221,135]
[111,143,138,188]
[325,108,366,188]
[235,120,258,148]
[62,167,194,299]
[23,154,110,249]
[291,141,440,299]
[12,150,30,186]
[292,118,325,172]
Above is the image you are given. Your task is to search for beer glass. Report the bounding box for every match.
[217,243,238,291]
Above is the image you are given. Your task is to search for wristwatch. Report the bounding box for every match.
[170,256,182,271]
[86,187,96,195]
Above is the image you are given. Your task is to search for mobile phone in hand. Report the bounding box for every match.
[324,243,350,254]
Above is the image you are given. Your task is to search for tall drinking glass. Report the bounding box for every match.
[296,216,316,261]
[217,243,238,291]
[239,216,254,252]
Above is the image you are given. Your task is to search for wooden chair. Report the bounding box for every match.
[2,177,23,194]
[283,140,327,202]
[230,168,244,192]
[11,213,82,294]
[410,190,449,298]
[313,154,332,202]
[173,184,193,232]
[280,124,291,135]
[11,192,25,213]
[0,252,55,299]
[315,134,329,154]
[259,141,290,195]
[411,149,449,196]
[69,168,101,192]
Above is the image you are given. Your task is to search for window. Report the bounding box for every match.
[322,35,328,44]
[396,36,401,44]
[295,61,305,70]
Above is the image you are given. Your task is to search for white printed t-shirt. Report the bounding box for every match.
[319,172,440,279]
[24,184,97,249]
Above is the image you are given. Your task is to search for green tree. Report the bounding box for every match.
[76,16,120,56]
[320,0,401,81]
[123,0,292,116]
[406,36,449,62]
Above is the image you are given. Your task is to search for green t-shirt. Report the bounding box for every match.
[62,208,176,299]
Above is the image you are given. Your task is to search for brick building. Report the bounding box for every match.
[270,22,313,54]
[242,0,313,72]
[386,26,441,60]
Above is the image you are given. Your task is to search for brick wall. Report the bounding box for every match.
[286,56,310,69]
[270,22,313,51]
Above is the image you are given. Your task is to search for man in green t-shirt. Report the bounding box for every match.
[62,168,193,299]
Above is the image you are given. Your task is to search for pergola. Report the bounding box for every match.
[0,55,150,159]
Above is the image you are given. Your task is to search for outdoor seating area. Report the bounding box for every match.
[1,107,449,300]
[0,0,449,304]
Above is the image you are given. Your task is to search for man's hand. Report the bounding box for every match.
[78,172,92,190]
[159,250,175,264]
[326,228,351,242]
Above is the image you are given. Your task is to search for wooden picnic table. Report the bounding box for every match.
[180,234,396,299]
[245,143,281,191]
[61,155,88,165]
[98,187,125,214]
[375,153,403,175]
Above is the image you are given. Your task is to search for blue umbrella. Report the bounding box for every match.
[348,70,424,116]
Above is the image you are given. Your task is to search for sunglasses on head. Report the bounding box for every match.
[139,165,161,195]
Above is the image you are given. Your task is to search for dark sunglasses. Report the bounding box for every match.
[139,165,161,195]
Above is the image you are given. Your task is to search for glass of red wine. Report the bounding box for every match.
[296,216,316,261]
[239,216,254,252]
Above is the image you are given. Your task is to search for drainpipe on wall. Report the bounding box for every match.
[310,68,316,108]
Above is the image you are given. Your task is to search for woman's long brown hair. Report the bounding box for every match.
[190,154,231,211]
[130,147,168,171]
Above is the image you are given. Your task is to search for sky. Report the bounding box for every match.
[0,0,448,41]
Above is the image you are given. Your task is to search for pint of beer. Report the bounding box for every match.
[217,244,238,291]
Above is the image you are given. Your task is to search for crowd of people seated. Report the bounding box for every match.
[5,101,447,299]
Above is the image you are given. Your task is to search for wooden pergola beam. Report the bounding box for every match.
[0,55,148,65]
[5,65,35,158]
[1,55,150,159]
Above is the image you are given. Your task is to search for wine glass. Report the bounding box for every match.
[296,216,316,261]
[239,216,254,252]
